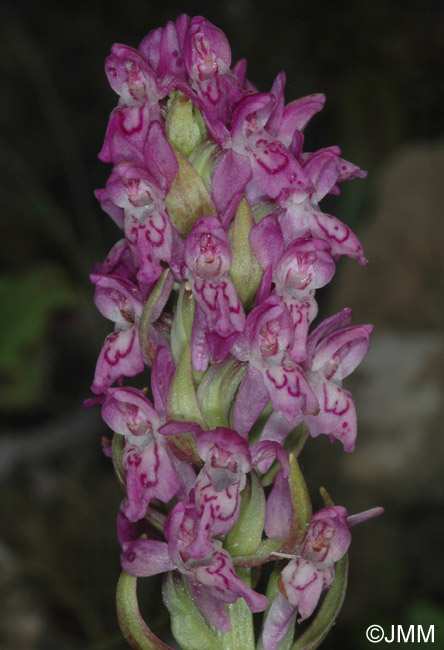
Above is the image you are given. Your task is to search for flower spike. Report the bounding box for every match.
[88,14,379,650]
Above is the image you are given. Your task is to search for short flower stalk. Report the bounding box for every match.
[87,15,382,650]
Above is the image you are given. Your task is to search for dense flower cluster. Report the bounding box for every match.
[88,14,381,650]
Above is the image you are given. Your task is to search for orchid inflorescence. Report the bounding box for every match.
[87,14,382,650]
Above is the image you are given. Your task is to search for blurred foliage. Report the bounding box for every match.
[0,264,79,409]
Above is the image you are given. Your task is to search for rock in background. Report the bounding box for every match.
[315,140,444,645]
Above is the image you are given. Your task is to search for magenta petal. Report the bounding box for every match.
[184,216,232,279]
[206,330,239,364]
[262,592,297,650]
[90,274,143,328]
[264,469,292,539]
[232,58,247,86]
[249,214,285,270]
[121,538,174,576]
[92,326,144,394]
[255,264,273,303]
[129,209,173,286]
[232,365,270,437]
[155,21,184,92]
[99,103,153,165]
[277,93,326,146]
[168,451,197,501]
[262,357,319,421]
[175,13,190,50]
[265,71,286,138]
[94,188,125,228]
[230,92,273,142]
[305,308,353,365]
[158,420,203,436]
[211,149,252,215]
[303,150,341,202]
[196,427,251,465]
[151,346,175,418]
[144,120,178,194]
[139,26,162,70]
[184,16,232,81]
[249,133,311,201]
[123,437,180,521]
[169,225,185,280]
[187,581,232,632]
[105,43,157,104]
[304,379,357,452]
[246,294,293,359]
[117,500,154,545]
[274,237,336,298]
[347,507,384,527]
[105,161,162,213]
[139,16,189,97]
[311,323,373,380]
[102,386,159,437]
[189,475,242,556]
[190,276,245,337]
[280,558,328,621]
[92,239,137,282]
[259,409,302,448]
[219,192,243,230]
[192,548,268,613]
[310,210,367,264]
[302,506,351,565]
[191,303,211,372]
[154,22,187,96]
[251,439,290,477]
[285,297,317,363]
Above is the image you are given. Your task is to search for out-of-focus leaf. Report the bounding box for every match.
[0,264,79,409]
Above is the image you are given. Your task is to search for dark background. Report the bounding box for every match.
[1,1,443,648]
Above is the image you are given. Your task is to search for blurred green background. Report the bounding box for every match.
[1,0,443,648]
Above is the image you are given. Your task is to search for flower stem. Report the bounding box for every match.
[116,571,173,650]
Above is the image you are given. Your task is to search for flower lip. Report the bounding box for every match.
[184,216,232,279]
[195,232,225,278]
[259,319,282,359]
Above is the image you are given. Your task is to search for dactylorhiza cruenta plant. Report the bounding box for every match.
[86,15,383,650]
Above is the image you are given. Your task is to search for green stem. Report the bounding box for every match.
[116,571,173,650]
